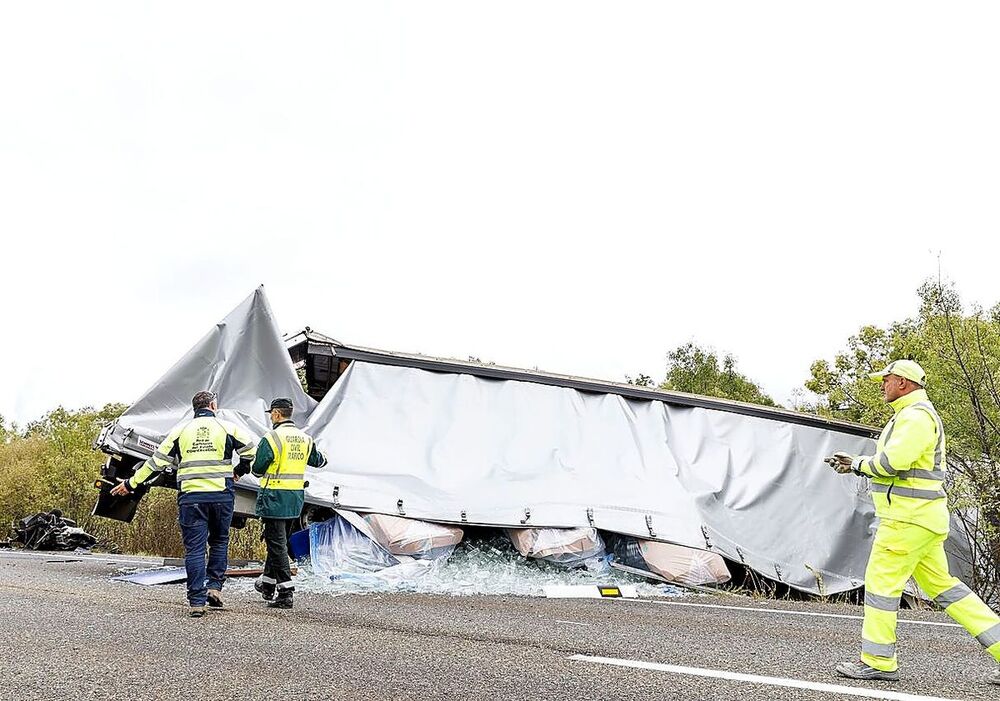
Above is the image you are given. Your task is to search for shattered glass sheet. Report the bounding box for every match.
[231,535,683,598]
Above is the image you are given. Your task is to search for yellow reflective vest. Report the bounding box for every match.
[128,412,257,497]
[259,423,312,492]
[855,389,949,534]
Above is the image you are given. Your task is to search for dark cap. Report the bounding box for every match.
[269,398,294,411]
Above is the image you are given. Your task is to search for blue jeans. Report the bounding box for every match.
[178,499,234,606]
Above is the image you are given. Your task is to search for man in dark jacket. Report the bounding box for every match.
[242,397,326,609]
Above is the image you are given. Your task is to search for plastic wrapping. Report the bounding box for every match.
[309,515,399,577]
[637,539,731,586]
[363,513,464,559]
[507,527,605,567]
[608,534,730,586]
[607,533,648,570]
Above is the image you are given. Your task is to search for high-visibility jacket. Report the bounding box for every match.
[261,423,312,489]
[128,410,257,502]
[854,389,949,534]
[251,420,326,519]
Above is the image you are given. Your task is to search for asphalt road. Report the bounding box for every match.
[0,551,996,701]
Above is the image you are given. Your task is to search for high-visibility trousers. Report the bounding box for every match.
[862,518,1000,671]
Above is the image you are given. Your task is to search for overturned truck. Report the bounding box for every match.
[92,287,973,594]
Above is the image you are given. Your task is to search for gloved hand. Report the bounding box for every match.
[825,452,856,474]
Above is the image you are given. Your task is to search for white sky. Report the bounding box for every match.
[2,2,998,426]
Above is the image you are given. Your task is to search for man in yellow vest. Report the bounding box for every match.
[111,390,257,617]
[241,397,326,609]
[829,360,1000,684]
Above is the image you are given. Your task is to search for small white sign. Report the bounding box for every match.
[135,435,160,453]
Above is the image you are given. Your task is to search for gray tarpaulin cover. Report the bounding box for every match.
[97,287,973,595]
[303,361,876,594]
[97,286,316,468]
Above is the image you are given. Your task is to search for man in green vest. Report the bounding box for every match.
[241,397,326,609]
[111,390,257,617]
[829,360,1000,685]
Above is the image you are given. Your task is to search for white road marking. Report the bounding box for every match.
[569,655,966,701]
[554,619,591,626]
[619,598,962,628]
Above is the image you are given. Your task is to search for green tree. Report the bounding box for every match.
[801,324,901,426]
[0,404,264,560]
[625,373,655,388]
[658,342,777,407]
[804,279,1000,599]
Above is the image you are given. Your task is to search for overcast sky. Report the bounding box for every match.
[2,2,998,426]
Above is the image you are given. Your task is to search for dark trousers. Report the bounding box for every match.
[178,499,234,606]
[262,518,296,594]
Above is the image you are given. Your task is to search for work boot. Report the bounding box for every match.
[206,589,224,608]
[188,606,206,618]
[267,590,293,610]
[986,667,1000,685]
[835,661,899,682]
[254,578,275,601]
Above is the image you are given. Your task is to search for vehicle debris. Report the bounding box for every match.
[114,565,297,585]
[113,567,188,585]
[11,510,98,551]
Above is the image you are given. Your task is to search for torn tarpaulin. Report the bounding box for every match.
[11,511,98,551]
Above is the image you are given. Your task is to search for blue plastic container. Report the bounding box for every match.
[289,528,311,561]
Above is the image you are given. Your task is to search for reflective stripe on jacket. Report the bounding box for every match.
[856,389,949,534]
[129,413,257,496]
[261,424,312,491]
[251,420,326,519]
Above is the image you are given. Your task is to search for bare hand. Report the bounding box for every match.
[830,452,855,474]
[110,479,131,497]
